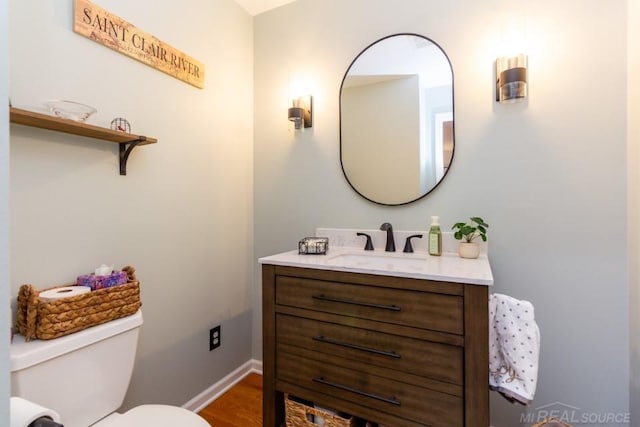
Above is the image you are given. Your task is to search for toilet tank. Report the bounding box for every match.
[10,310,143,427]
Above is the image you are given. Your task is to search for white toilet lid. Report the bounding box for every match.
[95,405,210,427]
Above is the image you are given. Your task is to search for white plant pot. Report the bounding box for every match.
[458,242,480,259]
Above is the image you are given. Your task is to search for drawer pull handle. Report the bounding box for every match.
[313,377,401,406]
[312,294,401,311]
[313,335,400,359]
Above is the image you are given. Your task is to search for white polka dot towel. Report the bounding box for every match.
[489,293,540,405]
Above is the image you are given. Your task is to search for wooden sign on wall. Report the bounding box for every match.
[73,0,205,89]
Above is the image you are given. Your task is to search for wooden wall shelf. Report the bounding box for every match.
[9,107,158,175]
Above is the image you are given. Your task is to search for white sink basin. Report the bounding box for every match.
[326,251,428,271]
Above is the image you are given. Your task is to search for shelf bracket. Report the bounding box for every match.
[119,136,147,175]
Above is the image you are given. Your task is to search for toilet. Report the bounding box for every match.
[10,310,209,427]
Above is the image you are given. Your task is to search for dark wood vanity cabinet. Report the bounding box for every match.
[262,264,489,427]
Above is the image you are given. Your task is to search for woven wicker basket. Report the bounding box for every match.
[15,266,141,341]
[532,419,572,427]
[285,395,355,427]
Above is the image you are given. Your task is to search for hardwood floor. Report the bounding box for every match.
[198,373,262,427]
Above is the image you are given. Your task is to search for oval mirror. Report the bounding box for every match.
[340,34,454,206]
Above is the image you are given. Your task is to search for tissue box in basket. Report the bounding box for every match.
[77,270,128,290]
[15,266,141,341]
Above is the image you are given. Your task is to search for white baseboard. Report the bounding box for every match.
[182,359,263,413]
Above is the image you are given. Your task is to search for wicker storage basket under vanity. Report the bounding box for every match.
[532,419,572,427]
[285,395,355,427]
[15,266,141,341]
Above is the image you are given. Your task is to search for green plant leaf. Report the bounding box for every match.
[452,217,489,242]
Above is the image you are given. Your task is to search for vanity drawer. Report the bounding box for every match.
[277,314,463,385]
[277,351,463,427]
[275,276,463,335]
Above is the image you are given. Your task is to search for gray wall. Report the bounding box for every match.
[253,1,630,426]
[629,0,640,424]
[8,0,254,409]
[1,0,9,423]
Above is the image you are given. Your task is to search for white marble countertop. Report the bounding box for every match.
[259,248,493,286]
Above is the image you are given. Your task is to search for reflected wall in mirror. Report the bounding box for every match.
[340,33,454,205]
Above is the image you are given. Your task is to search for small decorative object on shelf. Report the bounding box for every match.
[43,100,97,122]
[298,237,329,255]
[110,117,131,133]
[452,216,489,259]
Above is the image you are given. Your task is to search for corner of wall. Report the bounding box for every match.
[629,0,640,424]
[0,0,10,423]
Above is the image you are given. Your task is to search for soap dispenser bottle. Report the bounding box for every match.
[428,216,442,256]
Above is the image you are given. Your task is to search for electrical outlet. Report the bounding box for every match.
[209,325,221,351]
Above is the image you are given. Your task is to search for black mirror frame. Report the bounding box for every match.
[339,33,456,206]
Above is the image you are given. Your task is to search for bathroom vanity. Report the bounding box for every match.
[260,239,493,427]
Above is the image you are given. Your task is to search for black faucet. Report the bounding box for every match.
[356,232,374,251]
[403,234,423,253]
[379,222,395,252]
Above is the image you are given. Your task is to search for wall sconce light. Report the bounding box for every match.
[496,54,528,103]
[288,95,313,129]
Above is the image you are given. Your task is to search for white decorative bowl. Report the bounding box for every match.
[44,100,97,122]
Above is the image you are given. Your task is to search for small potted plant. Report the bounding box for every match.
[452,217,489,259]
